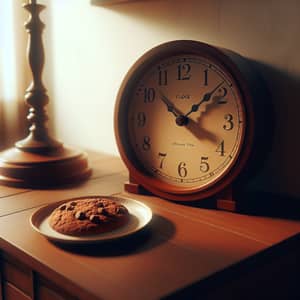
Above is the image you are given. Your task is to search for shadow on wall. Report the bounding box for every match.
[237,61,300,219]
[247,62,300,195]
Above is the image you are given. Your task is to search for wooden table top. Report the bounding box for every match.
[0,151,299,300]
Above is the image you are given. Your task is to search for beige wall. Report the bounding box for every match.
[44,0,300,198]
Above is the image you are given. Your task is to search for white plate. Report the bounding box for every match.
[30,195,152,244]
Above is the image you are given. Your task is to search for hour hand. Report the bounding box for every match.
[159,91,179,117]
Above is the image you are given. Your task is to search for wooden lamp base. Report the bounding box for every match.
[0,146,91,188]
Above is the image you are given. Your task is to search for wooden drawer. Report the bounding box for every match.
[1,254,33,297]
[0,252,80,300]
[38,285,70,300]
[3,281,31,300]
[0,267,2,299]
[36,276,77,300]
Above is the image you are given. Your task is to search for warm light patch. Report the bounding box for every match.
[0,0,17,102]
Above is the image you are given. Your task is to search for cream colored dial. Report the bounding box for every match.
[127,55,245,191]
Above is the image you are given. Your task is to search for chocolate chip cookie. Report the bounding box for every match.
[49,197,129,236]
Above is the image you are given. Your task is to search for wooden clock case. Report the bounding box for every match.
[114,40,271,212]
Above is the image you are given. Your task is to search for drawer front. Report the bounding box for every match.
[0,252,85,300]
[3,281,31,300]
[37,276,77,300]
[38,284,70,300]
[2,255,33,297]
[0,268,3,299]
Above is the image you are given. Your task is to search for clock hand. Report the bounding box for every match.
[185,80,225,117]
[158,91,179,117]
[158,91,189,126]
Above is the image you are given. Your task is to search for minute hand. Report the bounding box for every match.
[185,81,225,117]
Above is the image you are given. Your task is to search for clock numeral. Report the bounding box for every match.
[158,70,168,86]
[144,88,155,103]
[200,156,209,173]
[216,140,226,156]
[142,136,151,151]
[178,161,187,178]
[158,152,167,169]
[177,63,191,80]
[223,113,234,130]
[204,69,208,86]
[216,87,228,104]
[136,112,146,127]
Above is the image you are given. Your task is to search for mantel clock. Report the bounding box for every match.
[114,40,270,211]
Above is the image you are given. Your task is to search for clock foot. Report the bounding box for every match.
[217,199,236,212]
[124,181,140,194]
[124,180,150,195]
[216,186,237,212]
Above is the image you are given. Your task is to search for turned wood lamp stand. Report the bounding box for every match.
[0,0,91,188]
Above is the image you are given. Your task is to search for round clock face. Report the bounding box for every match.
[115,40,256,200]
[124,53,246,193]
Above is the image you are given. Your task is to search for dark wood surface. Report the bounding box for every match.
[0,151,299,299]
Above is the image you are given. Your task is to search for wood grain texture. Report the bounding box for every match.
[0,152,298,299]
